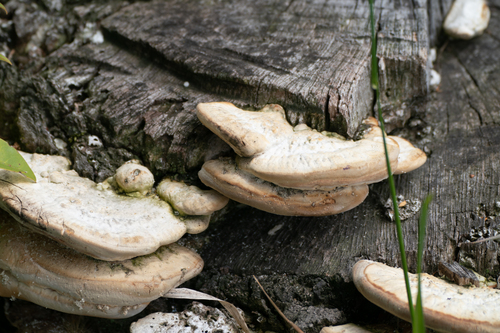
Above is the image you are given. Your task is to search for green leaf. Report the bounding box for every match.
[0,53,11,65]
[0,3,7,15]
[0,139,36,182]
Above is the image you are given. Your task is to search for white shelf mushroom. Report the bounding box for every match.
[390,136,428,174]
[0,215,203,319]
[196,102,426,216]
[115,162,155,195]
[0,153,226,261]
[197,102,401,190]
[443,0,490,40]
[353,260,500,333]
[157,178,229,216]
[199,158,368,216]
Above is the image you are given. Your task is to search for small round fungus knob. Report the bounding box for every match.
[115,163,154,194]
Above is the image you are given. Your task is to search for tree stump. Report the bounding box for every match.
[1,0,499,332]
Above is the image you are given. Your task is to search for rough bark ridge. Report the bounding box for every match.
[1,0,429,182]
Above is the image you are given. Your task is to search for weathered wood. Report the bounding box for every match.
[428,0,454,45]
[1,0,430,182]
[101,0,427,136]
[187,4,500,330]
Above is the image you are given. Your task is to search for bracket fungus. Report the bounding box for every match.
[196,102,426,216]
[157,178,229,216]
[115,161,155,195]
[390,136,427,174]
[197,102,400,190]
[0,152,227,261]
[199,158,368,216]
[443,0,490,40]
[353,260,500,333]
[0,215,203,318]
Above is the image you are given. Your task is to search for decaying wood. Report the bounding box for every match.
[1,0,431,183]
[189,4,500,330]
[101,0,428,136]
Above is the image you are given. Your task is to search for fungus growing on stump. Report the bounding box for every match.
[443,0,490,40]
[353,260,500,333]
[390,136,428,174]
[196,102,426,216]
[199,158,368,216]
[157,178,229,216]
[197,102,400,190]
[0,214,203,319]
[0,151,229,318]
[0,153,228,261]
[115,162,155,195]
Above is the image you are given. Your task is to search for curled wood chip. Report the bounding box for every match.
[165,288,251,333]
[438,261,479,287]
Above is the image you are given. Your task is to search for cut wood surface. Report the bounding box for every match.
[101,0,428,136]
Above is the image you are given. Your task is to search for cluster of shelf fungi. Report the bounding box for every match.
[0,98,498,332]
[0,0,499,331]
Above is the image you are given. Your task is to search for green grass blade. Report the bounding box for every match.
[0,139,36,181]
[0,3,7,15]
[417,196,431,275]
[369,0,378,90]
[414,195,432,333]
[0,53,11,65]
[369,0,415,324]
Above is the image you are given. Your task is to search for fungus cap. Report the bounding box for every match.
[0,215,203,319]
[353,260,500,333]
[320,324,373,333]
[197,103,399,190]
[196,102,290,157]
[182,215,211,234]
[0,153,200,261]
[157,178,229,215]
[390,136,427,174]
[199,158,368,216]
[443,0,490,39]
[115,162,155,195]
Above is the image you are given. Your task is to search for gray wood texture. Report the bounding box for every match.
[1,0,430,184]
[101,0,428,136]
